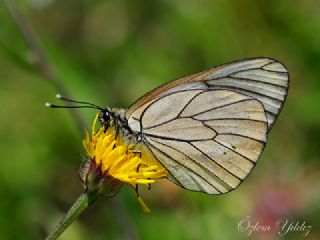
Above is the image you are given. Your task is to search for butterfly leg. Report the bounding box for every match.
[135,163,142,196]
[127,149,142,158]
[128,149,152,191]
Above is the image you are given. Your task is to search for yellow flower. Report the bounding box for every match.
[81,114,167,212]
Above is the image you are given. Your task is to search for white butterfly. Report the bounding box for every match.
[52,57,289,194]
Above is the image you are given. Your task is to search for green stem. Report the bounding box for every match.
[45,191,98,240]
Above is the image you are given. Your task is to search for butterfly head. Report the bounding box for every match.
[99,108,114,129]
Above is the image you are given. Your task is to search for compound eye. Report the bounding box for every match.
[103,111,110,121]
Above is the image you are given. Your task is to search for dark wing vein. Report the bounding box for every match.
[143,90,205,130]
[145,138,225,192]
[189,98,253,118]
[212,138,257,164]
[142,139,182,186]
[144,133,214,142]
[220,65,288,77]
[206,84,283,102]
[227,76,288,89]
[218,133,266,144]
[139,89,205,130]
[177,91,204,117]
[189,142,243,181]
[203,86,282,115]
[197,118,267,124]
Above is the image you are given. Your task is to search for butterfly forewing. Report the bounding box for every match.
[125,57,289,194]
[126,58,289,129]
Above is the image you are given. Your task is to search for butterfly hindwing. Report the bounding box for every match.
[138,89,267,194]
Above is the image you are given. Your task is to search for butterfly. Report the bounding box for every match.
[49,57,289,195]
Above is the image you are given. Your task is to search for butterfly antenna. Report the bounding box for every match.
[45,94,104,110]
[55,94,103,110]
[45,102,100,109]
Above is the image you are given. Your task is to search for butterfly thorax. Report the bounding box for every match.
[99,108,142,144]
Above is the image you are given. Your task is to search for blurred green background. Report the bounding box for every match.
[1,0,319,239]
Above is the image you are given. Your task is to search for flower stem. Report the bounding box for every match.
[45,191,98,240]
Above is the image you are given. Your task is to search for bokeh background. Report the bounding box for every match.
[1,0,320,239]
